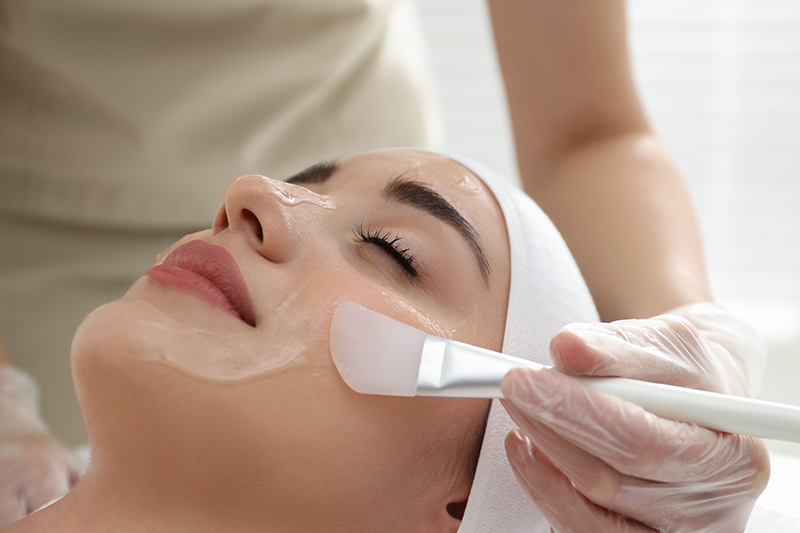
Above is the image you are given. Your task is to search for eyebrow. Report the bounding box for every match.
[285,160,339,184]
[384,177,491,281]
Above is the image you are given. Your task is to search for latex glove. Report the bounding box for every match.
[0,365,82,527]
[501,302,770,533]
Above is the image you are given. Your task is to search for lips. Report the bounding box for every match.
[144,240,257,327]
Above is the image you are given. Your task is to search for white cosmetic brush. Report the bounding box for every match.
[330,302,800,443]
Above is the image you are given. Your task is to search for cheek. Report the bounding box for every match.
[260,370,483,507]
[279,265,459,352]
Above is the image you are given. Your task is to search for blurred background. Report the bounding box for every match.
[416,0,800,514]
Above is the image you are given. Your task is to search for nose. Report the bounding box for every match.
[213,174,335,263]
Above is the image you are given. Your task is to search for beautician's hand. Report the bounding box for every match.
[501,303,770,532]
[0,365,82,527]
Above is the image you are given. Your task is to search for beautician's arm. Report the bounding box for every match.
[488,0,769,531]
[0,332,81,527]
[489,0,710,321]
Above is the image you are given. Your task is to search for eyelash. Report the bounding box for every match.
[354,223,419,279]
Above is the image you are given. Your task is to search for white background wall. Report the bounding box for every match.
[416,0,800,461]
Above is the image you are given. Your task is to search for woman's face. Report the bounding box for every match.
[72,150,511,531]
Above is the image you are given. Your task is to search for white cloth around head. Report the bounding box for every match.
[447,155,599,533]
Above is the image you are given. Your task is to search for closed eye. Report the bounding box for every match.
[354,223,419,279]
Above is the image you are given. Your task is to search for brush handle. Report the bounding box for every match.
[415,337,800,442]
[578,376,800,443]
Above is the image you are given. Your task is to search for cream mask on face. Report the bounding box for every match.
[84,282,315,383]
[100,267,467,384]
[103,217,472,383]
[124,179,341,382]
[256,175,336,209]
[77,155,497,386]
[455,170,483,194]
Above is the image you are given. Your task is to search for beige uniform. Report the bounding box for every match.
[0,0,441,444]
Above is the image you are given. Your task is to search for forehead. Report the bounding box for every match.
[339,150,484,193]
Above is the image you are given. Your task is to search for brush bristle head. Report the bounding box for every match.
[330,302,426,396]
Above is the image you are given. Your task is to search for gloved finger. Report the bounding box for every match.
[670,303,767,396]
[501,366,771,486]
[551,317,731,393]
[0,439,82,524]
[0,366,84,526]
[505,429,656,533]
[0,443,29,526]
[18,455,74,514]
[0,489,26,528]
[70,445,91,479]
[503,399,760,531]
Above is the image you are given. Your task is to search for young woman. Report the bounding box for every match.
[0,149,554,532]
[0,149,769,532]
